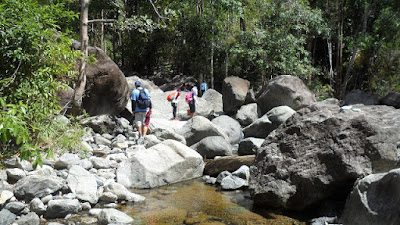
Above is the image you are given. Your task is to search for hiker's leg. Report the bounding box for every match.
[172,104,177,118]
[135,112,146,137]
[143,126,148,137]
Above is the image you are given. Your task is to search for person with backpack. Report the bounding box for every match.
[131,81,151,143]
[167,88,181,120]
[185,85,198,118]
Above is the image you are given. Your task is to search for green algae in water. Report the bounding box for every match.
[121,179,306,225]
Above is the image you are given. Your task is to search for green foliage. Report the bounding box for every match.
[0,0,83,167]
[230,0,328,84]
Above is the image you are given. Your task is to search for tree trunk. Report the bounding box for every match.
[72,0,89,115]
[334,0,343,99]
[100,9,104,51]
[340,1,372,98]
[210,42,214,89]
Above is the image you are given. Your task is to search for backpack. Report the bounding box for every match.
[137,88,150,109]
[185,91,193,103]
[167,92,176,101]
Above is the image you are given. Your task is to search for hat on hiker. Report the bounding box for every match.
[135,81,141,87]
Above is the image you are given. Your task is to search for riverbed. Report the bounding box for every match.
[120,178,306,225]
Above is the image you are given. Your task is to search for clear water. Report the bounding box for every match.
[120,179,306,225]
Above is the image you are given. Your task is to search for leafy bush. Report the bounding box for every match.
[0,0,83,167]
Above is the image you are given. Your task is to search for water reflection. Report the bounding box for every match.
[121,179,306,225]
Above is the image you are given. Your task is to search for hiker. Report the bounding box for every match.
[144,100,152,135]
[186,85,198,118]
[168,88,181,120]
[199,82,207,97]
[131,81,151,142]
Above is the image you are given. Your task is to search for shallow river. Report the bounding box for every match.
[120,179,306,225]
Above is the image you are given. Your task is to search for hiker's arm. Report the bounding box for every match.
[131,100,136,113]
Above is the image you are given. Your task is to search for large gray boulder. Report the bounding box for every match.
[256,75,316,115]
[243,105,295,138]
[202,89,223,115]
[250,102,400,211]
[340,168,400,225]
[177,116,229,146]
[344,90,379,106]
[116,140,204,188]
[67,165,98,204]
[211,115,242,145]
[13,175,65,200]
[191,136,233,159]
[235,103,259,127]
[71,41,129,116]
[222,76,250,115]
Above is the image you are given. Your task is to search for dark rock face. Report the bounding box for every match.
[380,91,400,109]
[72,41,129,116]
[222,76,250,115]
[256,75,316,115]
[249,101,400,211]
[340,168,400,225]
[344,90,379,106]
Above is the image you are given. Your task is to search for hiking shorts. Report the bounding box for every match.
[134,112,146,127]
[189,102,196,113]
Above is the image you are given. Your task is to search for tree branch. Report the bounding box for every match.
[0,57,22,92]
[88,19,116,24]
[148,0,165,23]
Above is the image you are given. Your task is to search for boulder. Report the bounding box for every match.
[126,76,163,96]
[211,115,242,145]
[344,90,379,106]
[45,199,81,219]
[54,153,81,170]
[4,202,25,215]
[80,115,122,134]
[220,165,250,190]
[67,165,98,204]
[250,102,400,211]
[235,103,259,127]
[72,41,129,116]
[116,140,205,188]
[340,168,400,225]
[14,212,40,225]
[204,155,255,177]
[256,75,316,115]
[0,209,16,225]
[191,136,233,159]
[243,105,295,138]
[238,137,264,156]
[13,175,65,200]
[98,208,134,225]
[103,180,145,202]
[152,128,186,145]
[177,116,229,146]
[222,76,250,115]
[380,91,400,109]
[202,89,224,115]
